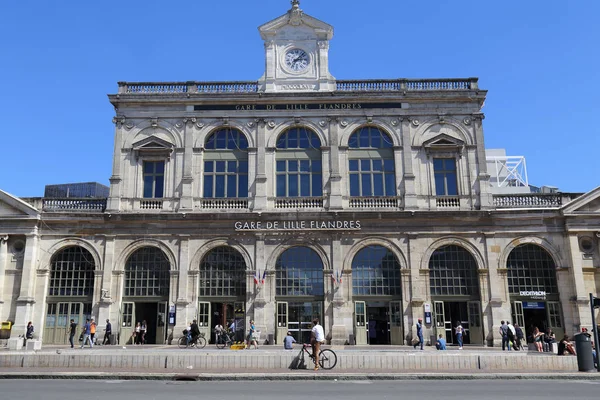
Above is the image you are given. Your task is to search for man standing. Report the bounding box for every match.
[310,318,325,371]
[68,319,77,348]
[90,318,97,345]
[103,319,112,345]
[80,319,93,349]
[499,320,510,351]
[190,319,201,345]
[414,318,424,350]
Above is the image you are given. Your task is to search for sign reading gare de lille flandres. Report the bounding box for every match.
[234,220,362,231]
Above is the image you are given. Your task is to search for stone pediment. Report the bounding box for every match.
[562,186,600,214]
[0,189,39,218]
[132,136,174,158]
[258,2,333,41]
[423,133,465,150]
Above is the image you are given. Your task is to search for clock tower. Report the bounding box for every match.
[258,0,336,93]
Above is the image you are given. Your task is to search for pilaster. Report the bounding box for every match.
[0,235,8,318]
[180,118,196,211]
[473,114,492,209]
[327,118,343,209]
[253,120,268,210]
[107,116,125,211]
[14,231,39,332]
[400,118,417,209]
[566,233,591,330]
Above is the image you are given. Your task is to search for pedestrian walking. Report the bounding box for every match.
[413,318,424,350]
[24,321,34,346]
[140,320,147,345]
[499,320,510,351]
[514,323,524,351]
[90,318,97,345]
[68,319,77,348]
[80,319,93,348]
[455,321,464,350]
[246,319,258,350]
[310,318,325,371]
[102,319,112,345]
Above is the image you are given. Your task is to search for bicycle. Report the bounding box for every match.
[215,330,236,349]
[297,343,337,370]
[177,330,207,349]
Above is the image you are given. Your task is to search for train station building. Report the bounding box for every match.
[1,1,599,347]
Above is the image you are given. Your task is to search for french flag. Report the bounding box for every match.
[261,269,267,285]
[337,270,342,284]
[254,271,259,285]
[331,271,336,283]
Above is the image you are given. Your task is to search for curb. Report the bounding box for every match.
[1,372,600,381]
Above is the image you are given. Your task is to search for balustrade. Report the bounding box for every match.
[349,197,400,209]
[200,198,249,210]
[436,196,461,208]
[139,200,163,210]
[493,194,562,208]
[275,197,324,209]
[42,198,107,212]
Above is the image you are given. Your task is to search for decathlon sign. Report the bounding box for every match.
[234,220,362,232]
[520,291,547,299]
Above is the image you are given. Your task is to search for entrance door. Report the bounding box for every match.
[197,301,211,340]
[286,302,322,344]
[43,302,85,344]
[434,301,446,343]
[389,301,403,345]
[547,301,564,340]
[354,301,367,345]
[467,301,483,344]
[155,302,167,345]
[119,302,135,345]
[276,302,288,345]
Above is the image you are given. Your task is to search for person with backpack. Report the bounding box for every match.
[507,321,516,351]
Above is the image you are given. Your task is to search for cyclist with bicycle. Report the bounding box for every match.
[311,318,325,371]
[189,319,201,345]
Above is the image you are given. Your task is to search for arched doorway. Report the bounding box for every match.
[44,246,95,344]
[120,247,170,345]
[275,246,324,344]
[198,246,247,343]
[429,245,482,345]
[507,244,563,341]
[351,245,403,345]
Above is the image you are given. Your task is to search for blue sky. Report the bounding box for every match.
[1,0,598,197]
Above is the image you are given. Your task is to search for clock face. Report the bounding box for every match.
[284,48,310,72]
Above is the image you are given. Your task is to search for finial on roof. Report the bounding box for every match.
[291,0,300,9]
[289,0,303,25]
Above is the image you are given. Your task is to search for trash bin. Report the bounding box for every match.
[575,333,595,372]
[0,321,12,339]
[267,333,274,345]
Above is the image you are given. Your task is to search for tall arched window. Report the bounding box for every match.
[276,127,322,198]
[199,246,246,297]
[348,126,396,197]
[49,246,95,297]
[507,244,558,294]
[429,245,479,296]
[276,247,324,296]
[125,247,170,297]
[352,245,402,296]
[203,128,249,198]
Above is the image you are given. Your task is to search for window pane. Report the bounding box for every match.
[155,161,164,174]
[433,159,444,170]
[216,133,226,149]
[143,176,154,198]
[216,161,226,173]
[300,160,310,172]
[446,173,458,195]
[361,174,372,196]
[349,160,359,172]
[300,174,310,196]
[276,175,286,197]
[373,174,384,196]
[349,133,358,148]
[276,160,286,172]
[288,132,298,148]
[239,161,248,173]
[361,159,371,171]
[299,131,309,148]
[288,175,298,196]
[227,176,237,197]
[435,175,446,195]
[384,159,395,172]
[204,161,214,173]
[385,173,396,196]
[215,175,225,197]
[371,133,381,148]
[227,161,237,173]
[143,162,154,174]
[204,176,213,197]
[154,178,164,198]
[359,129,370,148]
[350,174,360,196]
[312,174,322,196]
[310,134,321,149]
[312,160,322,172]
[288,160,298,172]
[238,175,248,197]
[372,159,382,171]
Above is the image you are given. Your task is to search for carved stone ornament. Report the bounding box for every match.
[112,115,125,126]
[125,123,134,130]
[289,0,303,26]
[463,117,472,125]
[340,120,348,127]
[319,120,327,127]
[390,119,399,126]
[151,118,158,127]
[411,119,420,127]
[267,120,276,129]
[264,40,274,49]
[247,121,255,128]
[318,40,328,49]
[175,122,183,129]
[195,121,205,129]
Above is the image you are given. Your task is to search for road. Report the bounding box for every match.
[1,380,597,400]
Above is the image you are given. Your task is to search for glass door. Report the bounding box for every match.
[389,301,403,345]
[467,301,483,344]
[197,301,211,340]
[354,301,367,345]
[434,301,446,344]
[276,302,288,345]
[119,302,135,345]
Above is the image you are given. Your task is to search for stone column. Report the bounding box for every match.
[400,269,413,345]
[472,114,492,209]
[478,268,492,346]
[400,118,417,209]
[252,235,269,340]
[483,234,507,347]
[180,118,196,211]
[253,120,268,210]
[327,118,343,210]
[177,237,190,304]
[329,236,347,344]
[0,235,8,318]
[14,231,39,333]
[107,116,125,211]
[566,233,591,330]
[97,236,114,325]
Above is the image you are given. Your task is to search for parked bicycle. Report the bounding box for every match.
[297,343,337,370]
[215,330,236,349]
[178,330,207,349]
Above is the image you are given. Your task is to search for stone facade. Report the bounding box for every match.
[0,2,599,348]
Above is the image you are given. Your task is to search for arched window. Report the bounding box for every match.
[348,126,396,197]
[203,128,249,198]
[276,247,324,296]
[429,245,479,296]
[199,246,246,297]
[507,244,558,294]
[276,127,322,197]
[352,245,401,296]
[125,247,170,297]
[49,246,95,297]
